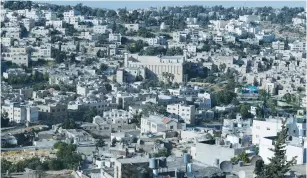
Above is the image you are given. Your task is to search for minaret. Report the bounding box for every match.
[124,52,128,67]
[183,49,187,62]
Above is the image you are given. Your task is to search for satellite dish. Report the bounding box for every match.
[238,170,246,178]
[219,161,233,173]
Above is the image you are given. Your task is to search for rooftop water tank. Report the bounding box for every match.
[149,158,158,169]
[183,153,191,164]
[187,163,193,173]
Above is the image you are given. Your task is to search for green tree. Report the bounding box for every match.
[165,47,183,56]
[96,63,109,75]
[96,139,105,147]
[231,152,250,164]
[219,63,227,72]
[1,159,12,173]
[254,159,264,176]
[20,25,28,38]
[239,103,252,119]
[1,112,9,128]
[127,40,148,53]
[47,159,64,170]
[216,90,236,105]
[61,119,77,129]
[111,138,117,147]
[104,83,112,92]
[256,121,297,178]
[53,142,82,170]
[297,87,305,93]
[96,49,106,58]
[83,108,97,123]
[152,148,171,158]
[9,161,25,172]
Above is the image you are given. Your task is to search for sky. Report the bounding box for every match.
[42,1,306,10]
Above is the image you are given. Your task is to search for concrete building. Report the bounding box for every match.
[167,103,196,125]
[109,33,122,45]
[116,67,146,84]
[61,129,94,144]
[45,11,57,20]
[252,117,307,145]
[141,115,186,133]
[124,51,187,83]
[2,68,27,79]
[114,157,149,178]
[1,103,38,123]
[272,41,285,50]
[145,36,167,46]
[172,31,188,43]
[239,15,260,22]
[37,103,68,124]
[46,20,63,28]
[213,34,223,43]
[192,139,252,166]
[81,115,132,132]
[289,41,306,52]
[103,109,132,120]
[259,136,307,164]
[93,25,108,34]
[124,24,142,32]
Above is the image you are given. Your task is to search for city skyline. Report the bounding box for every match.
[47,1,306,10]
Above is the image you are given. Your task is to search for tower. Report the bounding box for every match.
[183,49,187,62]
[124,53,128,67]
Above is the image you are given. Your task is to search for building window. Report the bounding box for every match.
[170,126,174,129]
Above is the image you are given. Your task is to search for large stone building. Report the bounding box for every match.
[123,50,187,83]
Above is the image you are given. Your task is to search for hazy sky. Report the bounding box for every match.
[45,1,305,10]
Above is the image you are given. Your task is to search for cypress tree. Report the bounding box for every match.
[255,120,297,178]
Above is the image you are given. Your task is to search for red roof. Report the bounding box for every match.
[162,118,170,124]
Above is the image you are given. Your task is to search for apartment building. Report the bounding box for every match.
[93,25,108,34]
[252,117,306,145]
[2,68,27,79]
[289,41,306,52]
[167,103,196,125]
[46,20,63,28]
[272,41,285,50]
[259,136,306,164]
[31,27,50,37]
[124,23,141,32]
[109,33,122,45]
[45,11,57,20]
[1,103,39,123]
[103,109,132,120]
[81,115,132,132]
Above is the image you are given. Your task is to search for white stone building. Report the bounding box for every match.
[124,50,187,83]
[2,103,39,123]
[141,115,185,133]
[167,103,196,125]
